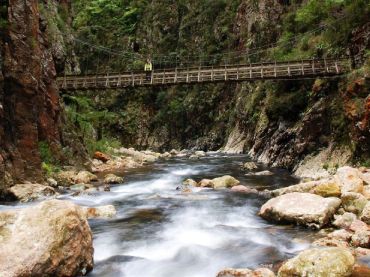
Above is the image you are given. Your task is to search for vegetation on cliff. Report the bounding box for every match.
[59,0,370,170]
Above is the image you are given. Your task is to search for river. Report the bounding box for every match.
[62,153,317,276]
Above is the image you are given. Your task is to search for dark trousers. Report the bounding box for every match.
[146,71,152,81]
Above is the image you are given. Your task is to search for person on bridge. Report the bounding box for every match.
[144,58,153,81]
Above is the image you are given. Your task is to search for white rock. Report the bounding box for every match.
[259,192,341,228]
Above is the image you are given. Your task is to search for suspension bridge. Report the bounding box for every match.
[57,58,350,91]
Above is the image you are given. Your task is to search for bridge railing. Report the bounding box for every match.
[57,58,350,90]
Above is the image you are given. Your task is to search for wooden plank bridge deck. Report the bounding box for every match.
[58,59,350,91]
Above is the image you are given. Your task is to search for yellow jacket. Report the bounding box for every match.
[144,62,153,71]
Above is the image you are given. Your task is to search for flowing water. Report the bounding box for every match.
[2,154,321,277]
[63,154,319,277]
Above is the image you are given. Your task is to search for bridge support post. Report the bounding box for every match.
[312,59,316,74]
[260,63,264,78]
[301,59,305,75]
[324,58,328,73]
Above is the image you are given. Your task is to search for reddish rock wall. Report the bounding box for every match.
[0,0,61,192]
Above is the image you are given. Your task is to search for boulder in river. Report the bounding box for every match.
[183,178,198,187]
[0,200,93,277]
[259,192,341,229]
[83,205,117,219]
[217,267,275,277]
[55,170,78,186]
[198,179,214,188]
[212,175,240,189]
[231,185,258,194]
[104,173,124,184]
[277,247,355,277]
[189,154,200,160]
[243,162,258,171]
[74,171,98,184]
[8,183,58,202]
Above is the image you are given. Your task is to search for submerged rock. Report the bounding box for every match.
[83,205,117,219]
[231,185,258,194]
[246,170,273,176]
[0,200,93,276]
[104,174,124,184]
[243,162,258,170]
[259,192,341,229]
[8,183,58,202]
[189,154,200,160]
[277,247,355,277]
[217,267,275,277]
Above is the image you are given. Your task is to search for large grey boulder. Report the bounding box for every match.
[278,247,355,277]
[0,200,93,277]
[259,192,341,228]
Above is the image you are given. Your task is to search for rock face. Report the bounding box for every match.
[259,192,341,228]
[278,247,355,277]
[8,183,58,202]
[217,268,275,277]
[0,0,63,191]
[0,200,93,276]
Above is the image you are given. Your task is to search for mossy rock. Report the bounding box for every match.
[313,182,341,197]
[278,247,355,277]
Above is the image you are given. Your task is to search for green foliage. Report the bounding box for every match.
[271,0,369,61]
[39,142,61,176]
[86,138,122,155]
[0,1,7,33]
[38,141,54,164]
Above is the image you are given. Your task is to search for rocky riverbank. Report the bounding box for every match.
[2,150,370,276]
[177,162,370,276]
